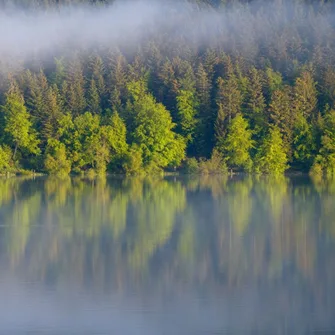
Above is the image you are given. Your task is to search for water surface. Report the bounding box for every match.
[0,175,334,334]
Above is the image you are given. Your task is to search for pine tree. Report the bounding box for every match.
[312,110,335,176]
[176,88,198,145]
[293,70,317,120]
[214,103,226,148]
[64,56,86,116]
[89,54,105,94]
[52,57,66,89]
[245,67,266,138]
[193,63,214,157]
[107,50,128,110]
[89,53,106,108]
[265,67,283,101]
[41,85,63,143]
[156,59,178,114]
[269,86,294,154]
[292,114,315,170]
[217,63,242,124]
[86,79,101,115]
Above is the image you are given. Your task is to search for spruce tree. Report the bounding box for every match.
[269,86,294,154]
[293,71,317,120]
[245,67,266,138]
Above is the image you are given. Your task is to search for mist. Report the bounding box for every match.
[0,0,334,70]
[0,1,220,63]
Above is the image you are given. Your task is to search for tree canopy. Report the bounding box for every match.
[1,0,335,176]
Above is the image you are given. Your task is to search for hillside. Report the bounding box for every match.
[0,0,335,175]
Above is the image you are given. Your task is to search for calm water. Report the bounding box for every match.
[0,175,335,334]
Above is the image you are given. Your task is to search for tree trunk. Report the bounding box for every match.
[13,143,18,160]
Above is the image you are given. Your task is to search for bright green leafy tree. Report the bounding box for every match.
[220,114,253,172]
[126,80,186,172]
[254,126,288,175]
[2,84,40,161]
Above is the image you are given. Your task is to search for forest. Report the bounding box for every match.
[1,0,335,176]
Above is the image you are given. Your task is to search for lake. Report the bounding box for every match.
[0,175,334,334]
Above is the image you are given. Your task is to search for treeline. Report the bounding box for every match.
[1,0,335,176]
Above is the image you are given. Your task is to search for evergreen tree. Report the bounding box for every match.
[42,85,63,143]
[193,63,213,157]
[64,56,86,116]
[52,57,66,89]
[292,114,315,170]
[265,67,283,101]
[86,79,101,115]
[214,103,226,148]
[176,88,198,145]
[293,71,317,120]
[269,86,294,154]
[89,54,105,95]
[245,67,266,138]
[107,50,128,110]
[2,0,335,175]
[217,65,241,125]
[312,110,335,176]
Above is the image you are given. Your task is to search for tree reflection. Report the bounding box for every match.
[0,175,334,297]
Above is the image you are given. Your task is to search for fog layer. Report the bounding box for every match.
[0,1,332,66]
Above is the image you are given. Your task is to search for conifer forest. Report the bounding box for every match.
[1,0,335,176]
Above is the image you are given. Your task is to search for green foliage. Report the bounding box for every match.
[309,160,323,177]
[87,79,101,115]
[269,87,294,153]
[266,68,283,94]
[182,157,199,174]
[246,67,266,138]
[198,149,227,175]
[176,89,198,143]
[123,145,144,175]
[2,86,40,159]
[293,71,317,120]
[216,64,241,125]
[292,114,315,170]
[312,110,335,176]
[254,127,288,175]
[44,139,71,176]
[220,114,253,172]
[2,0,335,175]
[127,81,186,172]
[105,111,128,157]
[0,145,13,173]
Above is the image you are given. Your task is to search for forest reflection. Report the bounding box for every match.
[0,175,334,298]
